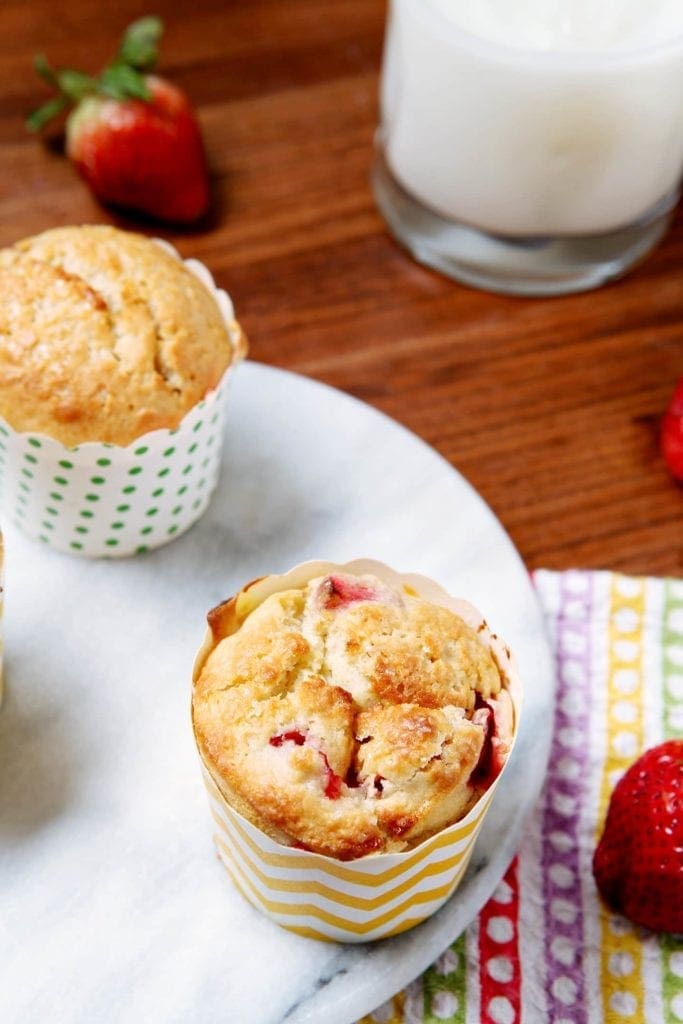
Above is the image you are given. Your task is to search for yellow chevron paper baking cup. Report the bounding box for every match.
[200,758,501,942]
[192,559,522,943]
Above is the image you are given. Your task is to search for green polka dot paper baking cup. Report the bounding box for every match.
[0,247,246,558]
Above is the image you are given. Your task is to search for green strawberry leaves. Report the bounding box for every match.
[26,93,69,133]
[99,65,150,102]
[115,16,163,71]
[27,16,164,132]
[34,54,96,99]
[27,55,97,130]
[99,15,164,99]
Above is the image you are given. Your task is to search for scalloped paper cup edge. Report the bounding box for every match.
[192,558,522,943]
[0,243,246,558]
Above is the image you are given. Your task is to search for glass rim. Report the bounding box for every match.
[412,0,683,69]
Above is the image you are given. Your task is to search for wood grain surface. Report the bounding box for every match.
[0,0,680,576]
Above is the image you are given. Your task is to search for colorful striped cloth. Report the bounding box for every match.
[358,570,683,1024]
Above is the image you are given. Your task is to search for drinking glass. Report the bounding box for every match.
[373,0,683,296]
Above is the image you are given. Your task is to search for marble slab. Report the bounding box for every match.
[0,362,554,1024]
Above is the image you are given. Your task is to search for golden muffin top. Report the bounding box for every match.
[192,572,515,860]
[0,225,245,446]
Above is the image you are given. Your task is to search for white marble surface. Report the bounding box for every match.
[0,362,554,1024]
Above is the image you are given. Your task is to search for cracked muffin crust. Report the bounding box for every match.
[192,570,516,860]
[0,225,245,446]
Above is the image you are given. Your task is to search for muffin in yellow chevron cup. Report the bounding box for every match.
[0,227,247,557]
[191,559,522,942]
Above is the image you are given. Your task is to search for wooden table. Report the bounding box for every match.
[1,0,681,577]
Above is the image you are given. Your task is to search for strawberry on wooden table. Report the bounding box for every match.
[27,17,209,224]
[592,739,683,934]
[662,377,683,482]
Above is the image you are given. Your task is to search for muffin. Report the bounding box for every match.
[192,559,520,941]
[0,226,246,556]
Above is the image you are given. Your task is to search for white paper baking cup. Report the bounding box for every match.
[0,245,246,558]
[192,558,522,943]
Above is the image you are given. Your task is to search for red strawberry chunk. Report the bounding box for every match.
[320,751,344,799]
[269,730,306,748]
[470,698,509,788]
[321,574,382,610]
[470,705,494,785]
[269,731,343,798]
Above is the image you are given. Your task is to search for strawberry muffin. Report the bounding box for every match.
[192,567,516,860]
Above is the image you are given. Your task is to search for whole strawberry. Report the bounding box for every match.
[662,377,683,482]
[593,740,683,934]
[27,17,209,224]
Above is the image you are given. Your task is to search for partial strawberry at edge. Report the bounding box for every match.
[661,376,683,482]
[66,76,209,225]
[592,740,683,934]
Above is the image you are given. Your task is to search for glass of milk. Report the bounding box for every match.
[373,0,683,295]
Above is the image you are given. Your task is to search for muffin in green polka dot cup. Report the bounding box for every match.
[0,226,247,557]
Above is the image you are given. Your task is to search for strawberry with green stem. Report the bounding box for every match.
[27,16,210,224]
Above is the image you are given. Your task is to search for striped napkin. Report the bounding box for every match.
[358,570,683,1024]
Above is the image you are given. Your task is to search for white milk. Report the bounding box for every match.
[381,0,683,236]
